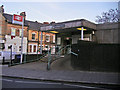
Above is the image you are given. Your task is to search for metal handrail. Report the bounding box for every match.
[70,51,78,56]
[47,45,79,70]
[47,45,71,70]
[56,45,71,56]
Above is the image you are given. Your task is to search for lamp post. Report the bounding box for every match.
[81,27,84,40]
[77,27,86,40]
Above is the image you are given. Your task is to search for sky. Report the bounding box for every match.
[0,0,119,24]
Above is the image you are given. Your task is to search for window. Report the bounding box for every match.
[39,45,43,50]
[19,29,24,37]
[45,45,48,48]
[53,35,55,43]
[19,46,21,51]
[19,29,22,37]
[46,35,50,42]
[45,45,49,50]
[11,27,16,36]
[33,45,36,52]
[30,45,32,52]
[57,37,61,45]
[32,33,35,40]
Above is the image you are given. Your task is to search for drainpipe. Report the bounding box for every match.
[27,25,29,54]
[55,33,58,54]
[40,31,43,54]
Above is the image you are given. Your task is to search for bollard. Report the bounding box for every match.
[2,57,5,65]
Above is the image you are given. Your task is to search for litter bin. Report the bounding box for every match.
[14,54,21,63]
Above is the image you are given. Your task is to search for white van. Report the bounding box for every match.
[0,51,16,63]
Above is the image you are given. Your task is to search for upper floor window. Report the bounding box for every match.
[32,33,35,40]
[19,46,21,51]
[19,29,24,37]
[46,35,50,42]
[11,27,16,36]
[53,35,55,43]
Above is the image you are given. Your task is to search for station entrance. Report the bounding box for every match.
[40,19,97,55]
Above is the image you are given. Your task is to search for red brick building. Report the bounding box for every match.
[0,7,55,54]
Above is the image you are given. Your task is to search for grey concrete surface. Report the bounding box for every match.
[1,55,120,85]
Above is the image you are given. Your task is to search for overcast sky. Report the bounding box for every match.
[0,0,119,23]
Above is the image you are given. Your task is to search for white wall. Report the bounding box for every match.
[4,35,27,54]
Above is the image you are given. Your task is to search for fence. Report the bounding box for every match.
[8,53,46,66]
[71,40,120,72]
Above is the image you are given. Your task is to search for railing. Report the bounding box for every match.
[71,51,78,56]
[47,45,78,70]
[8,52,48,67]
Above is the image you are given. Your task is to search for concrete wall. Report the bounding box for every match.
[96,23,119,44]
[71,41,120,72]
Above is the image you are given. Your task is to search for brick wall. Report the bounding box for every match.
[7,23,28,37]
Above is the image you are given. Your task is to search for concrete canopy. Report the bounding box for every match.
[40,19,97,36]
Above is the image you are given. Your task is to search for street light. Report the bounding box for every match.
[77,27,87,40]
[50,31,59,34]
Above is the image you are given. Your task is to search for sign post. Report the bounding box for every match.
[12,14,24,63]
[20,17,24,63]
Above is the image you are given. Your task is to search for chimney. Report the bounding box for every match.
[50,21,55,24]
[43,22,49,24]
[0,5,4,14]
[20,12,26,19]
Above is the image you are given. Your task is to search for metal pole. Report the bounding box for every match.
[81,27,84,40]
[40,31,43,54]
[118,1,120,22]
[55,33,58,54]
[10,45,12,64]
[20,17,24,63]
[90,34,92,41]
[2,57,5,64]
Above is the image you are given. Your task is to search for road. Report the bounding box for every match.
[1,77,112,89]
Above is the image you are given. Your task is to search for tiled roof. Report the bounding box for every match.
[25,20,42,30]
[3,13,13,23]
[3,13,43,30]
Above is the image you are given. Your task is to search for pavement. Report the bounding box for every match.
[0,55,120,86]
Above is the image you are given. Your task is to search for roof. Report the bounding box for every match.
[25,20,42,30]
[3,13,97,31]
[3,13,43,30]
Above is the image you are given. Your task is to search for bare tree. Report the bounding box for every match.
[96,8,120,24]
